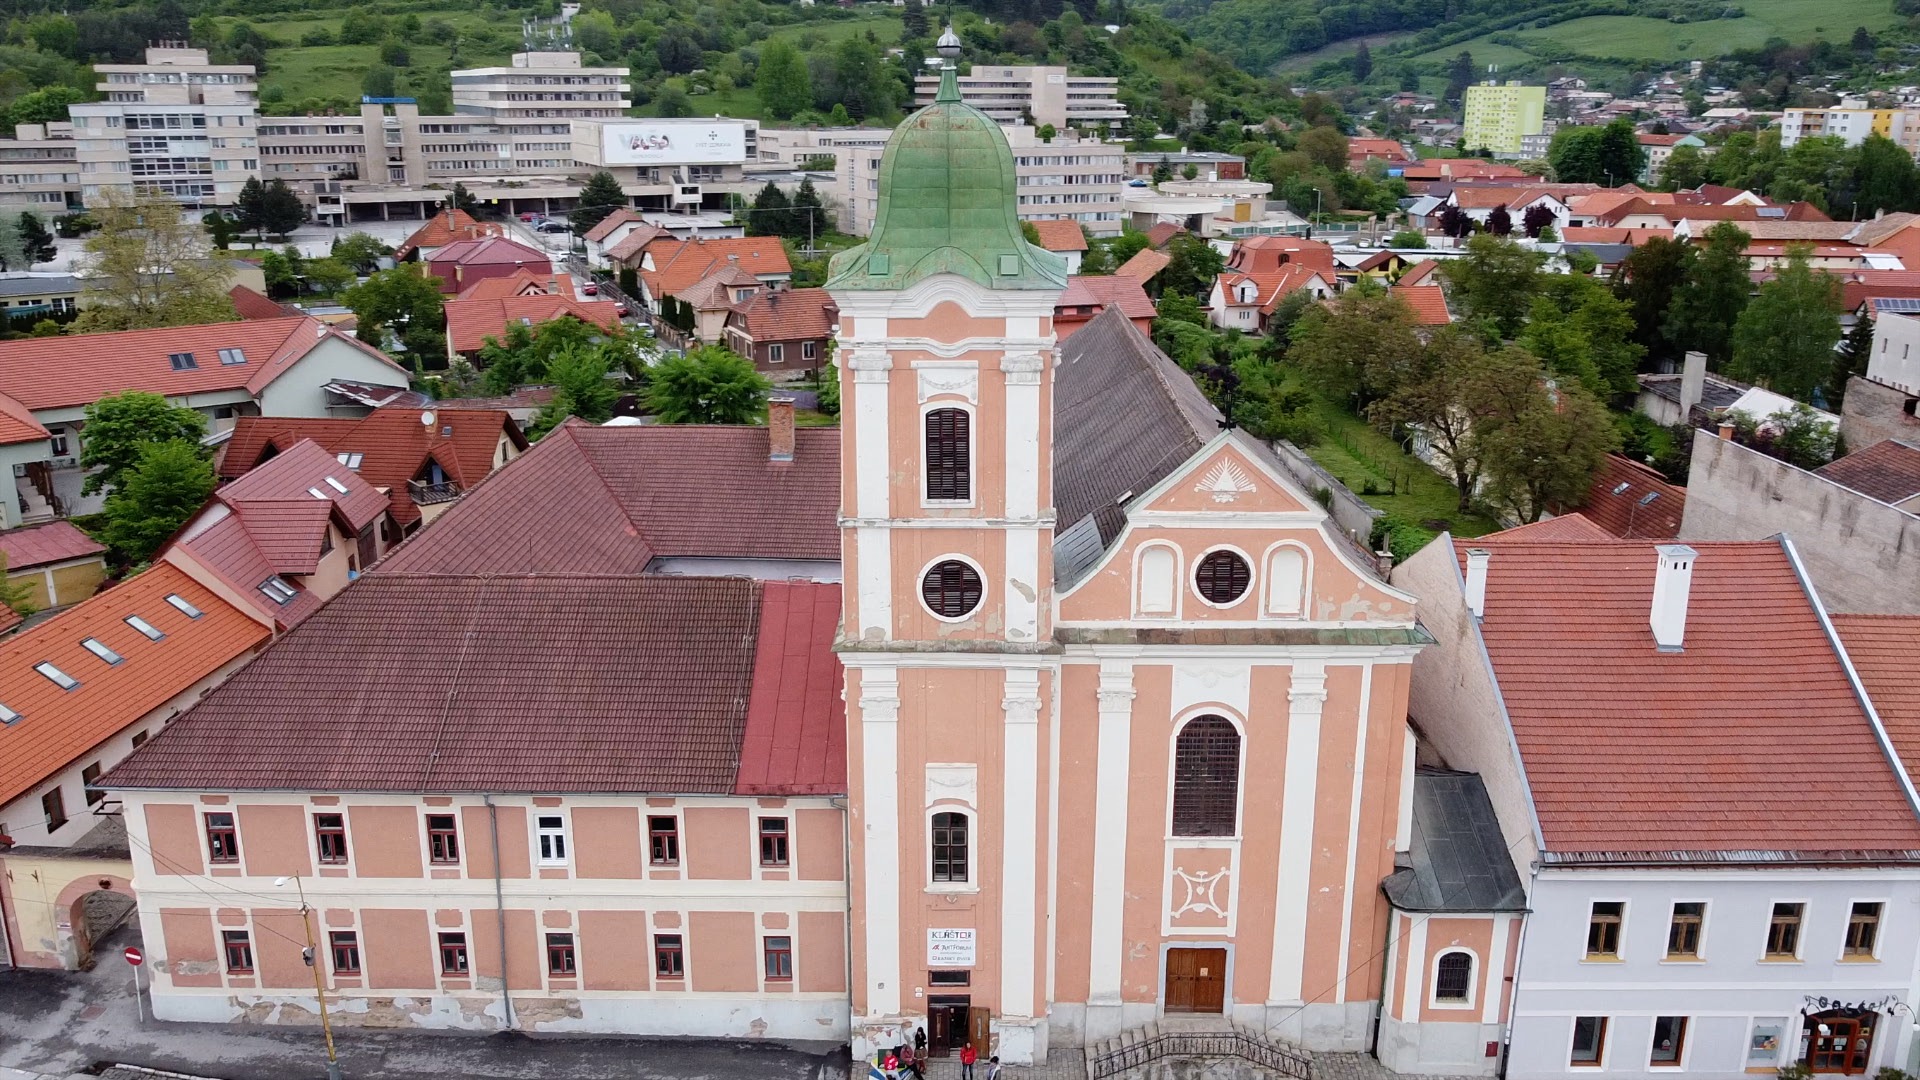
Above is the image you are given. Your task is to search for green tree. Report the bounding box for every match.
[790,178,829,241]
[1444,50,1473,103]
[236,176,269,239]
[747,181,794,239]
[79,390,207,497]
[1729,247,1842,403]
[756,38,813,121]
[647,346,772,424]
[0,213,28,273]
[362,62,398,99]
[1367,325,1499,512]
[1288,284,1422,407]
[261,245,305,298]
[449,182,481,216]
[15,211,55,266]
[304,256,356,296]
[342,266,447,361]
[203,210,240,250]
[1080,232,1117,274]
[1438,234,1541,339]
[330,232,393,275]
[570,170,629,236]
[529,346,622,436]
[1470,353,1618,522]
[100,440,216,563]
[902,0,931,38]
[1550,120,1644,186]
[256,179,307,240]
[1659,144,1707,190]
[1298,126,1348,173]
[1388,229,1427,249]
[1664,222,1751,367]
[1519,274,1644,400]
[1853,135,1918,218]
[1159,232,1225,301]
[5,86,87,127]
[1351,41,1372,82]
[832,37,895,121]
[1828,314,1874,410]
[1612,236,1694,358]
[1485,204,1513,236]
[72,190,237,333]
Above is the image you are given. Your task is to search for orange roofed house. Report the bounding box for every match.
[0,562,269,970]
[1393,531,1920,1077]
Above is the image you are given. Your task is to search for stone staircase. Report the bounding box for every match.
[1086,1015,1315,1080]
[17,485,56,525]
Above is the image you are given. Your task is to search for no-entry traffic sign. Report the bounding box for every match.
[124,946,143,966]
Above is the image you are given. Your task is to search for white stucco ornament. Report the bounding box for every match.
[1195,459,1257,503]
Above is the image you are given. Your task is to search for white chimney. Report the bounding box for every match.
[1679,350,1706,417]
[1464,548,1490,619]
[1649,544,1697,651]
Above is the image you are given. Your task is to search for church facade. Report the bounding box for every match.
[827,54,1447,1065]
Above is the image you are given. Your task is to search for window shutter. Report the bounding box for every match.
[924,408,971,501]
[1170,715,1240,836]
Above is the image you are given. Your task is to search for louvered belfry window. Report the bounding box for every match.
[925,408,971,501]
[1195,550,1252,605]
[1171,715,1241,836]
[922,560,984,619]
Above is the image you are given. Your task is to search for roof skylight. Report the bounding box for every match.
[0,702,17,725]
[35,662,78,689]
[260,577,298,605]
[324,476,348,493]
[337,452,364,469]
[125,615,164,641]
[165,594,203,618]
[81,638,123,665]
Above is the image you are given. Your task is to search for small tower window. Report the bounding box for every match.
[922,559,984,619]
[1195,550,1252,605]
[925,408,971,501]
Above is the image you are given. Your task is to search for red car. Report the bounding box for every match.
[616,304,630,317]
[583,282,598,295]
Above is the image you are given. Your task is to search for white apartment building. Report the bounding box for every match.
[1781,102,1920,155]
[451,50,629,126]
[910,65,1126,130]
[838,126,1124,236]
[68,45,258,207]
[0,123,81,212]
[756,126,891,169]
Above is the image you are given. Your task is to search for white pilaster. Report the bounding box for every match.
[855,526,894,643]
[848,346,892,519]
[860,668,903,1018]
[1333,664,1374,1004]
[1001,351,1044,519]
[1399,914,1428,1021]
[1482,913,1511,1024]
[1088,660,1136,1006]
[1004,527,1040,644]
[1269,663,1327,1005]
[1001,668,1043,1019]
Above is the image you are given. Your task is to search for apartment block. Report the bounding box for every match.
[0,123,82,212]
[68,45,258,207]
[450,50,630,125]
[1462,82,1546,156]
[1781,103,1920,155]
[838,126,1125,236]
[911,64,1126,130]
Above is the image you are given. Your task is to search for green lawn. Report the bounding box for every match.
[1412,0,1899,65]
[1410,39,1539,66]
[1273,30,1417,73]
[1299,395,1499,540]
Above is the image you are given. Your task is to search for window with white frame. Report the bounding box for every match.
[535,813,568,865]
[1431,950,1472,1005]
[1136,544,1177,615]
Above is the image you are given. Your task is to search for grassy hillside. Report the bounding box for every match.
[1411,0,1902,66]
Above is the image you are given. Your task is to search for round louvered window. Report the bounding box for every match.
[1194,550,1252,605]
[921,559,984,620]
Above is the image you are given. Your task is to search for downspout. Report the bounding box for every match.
[1499,899,1533,1080]
[484,794,516,1030]
[830,796,853,1035]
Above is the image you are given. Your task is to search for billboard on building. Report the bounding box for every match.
[599,121,747,165]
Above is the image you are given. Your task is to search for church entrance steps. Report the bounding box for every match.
[1086,1016,1314,1080]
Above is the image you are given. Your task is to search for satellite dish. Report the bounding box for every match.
[420,410,437,428]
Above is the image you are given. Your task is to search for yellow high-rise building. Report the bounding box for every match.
[1463,82,1547,155]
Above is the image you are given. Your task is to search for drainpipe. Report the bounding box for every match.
[830,795,854,1042]
[484,794,516,1030]
[1498,894,1535,1080]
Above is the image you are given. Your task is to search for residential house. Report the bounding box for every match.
[162,438,395,629]
[228,284,298,321]
[0,317,410,528]
[675,265,766,344]
[216,408,526,534]
[1206,265,1333,331]
[1,520,107,611]
[721,288,837,375]
[1052,274,1155,339]
[1029,220,1088,274]
[1565,454,1686,539]
[1446,187,1575,233]
[1113,247,1170,288]
[609,235,792,312]
[581,210,656,270]
[394,209,504,262]
[1347,138,1412,172]
[445,292,623,364]
[1225,235,1337,276]
[425,236,553,296]
[1637,132,1704,183]
[0,275,81,325]
[1391,282,1452,327]
[1393,531,1920,1078]
[0,561,269,970]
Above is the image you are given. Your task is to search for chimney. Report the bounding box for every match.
[1679,350,1706,417]
[1717,419,1735,440]
[1464,548,1490,619]
[1649,544,1697,651]
[768,395,796,463]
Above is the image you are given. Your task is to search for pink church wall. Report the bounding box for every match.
[796,807,843,881]
[1304,665,1365,998]
[1121,664,1174,1004]
[1052,663,1100,1004]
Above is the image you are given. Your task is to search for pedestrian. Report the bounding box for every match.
[960,1041,978,1080]
[915,1026,928,1057]
[870,1051,891,1080]
[901,1041,922,1080]
[884,1049,899,1080]
[986,1054,1002,1080]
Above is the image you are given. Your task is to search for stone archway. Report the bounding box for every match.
[56,873,135,971]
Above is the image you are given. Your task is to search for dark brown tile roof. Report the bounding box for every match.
[1814,439,1920,505]
[1054,307,1220,544]
[375,420,840,575]
[725,288,837,344]
[104,574,845,796]
[0,520,105,571]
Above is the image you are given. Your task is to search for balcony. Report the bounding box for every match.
[409,479,462,506]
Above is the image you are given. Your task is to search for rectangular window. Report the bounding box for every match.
[929,969,971,986]
[931,812,969,883]
[313,813,348,864]
[1767,902,1803,958]
[218,347,246,365]
[648,815,679,865]
[547,932,576,976]
[654,934,684,978]
[759,817,790,867]
[166,594,203,618]
[222,929,254,973]
[1571,1016,1607,1066]
[1667,902,1704,958]
[924,408,972,502]
[205,811,240,863]
[427,814,460,864]
[1846,902,1882,957]
[802,340,817,360]
[81,762,104,805]
[769,343,784,363]
[330,931,360,974]
[536,814,567,864]
[42,788,67,831]
[80,638,121,665]
[1650,1016,1688,1065]
[126,616,164,640]
[1586,901,1623,958]
[131,730,149,747]
[35,662,77,689]
[764,936,793,980]
[168,351,197,370]
[438,932,469,975]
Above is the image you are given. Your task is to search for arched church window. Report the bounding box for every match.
[922,559,984,619]
[1137,545,1177,615]
[925,408,971,501]
[1171,715,1240,836]
[1264,546,1307,616]
[1434,951,1473,1003]
[1195,550,1251,606]
[931,812,970,882]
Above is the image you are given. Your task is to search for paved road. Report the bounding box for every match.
[0,924,847,1080]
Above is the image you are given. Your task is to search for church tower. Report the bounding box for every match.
[827,29,1068,1064]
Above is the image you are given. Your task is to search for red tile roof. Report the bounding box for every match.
[735,580,847,796]
[0,317,406,413]
[1572,454,1687,538]
[1396,259,1442,286]
[1392,284,1452,325]
[0,391,47,445]
[0,606,18,635]
[1638,133,1689,146]
[1464,538,1920,857]
[446,295,624,354]
[229,284,297,320]
[394,209,502,259]
[1143,223,1183,249]
[165,513,322,628]
[0,562,268,810]
[430,235,550,269]
[1057,275,1156,320]
[603,223,669,263]
[1115,247,1171,283]
[455,270,574,301]
[1,521,106,571]
[1832,615,1920,782]
[1844,270,1920,312]
[218,408,523,527]
[1402,160,1530,181]
[105,574,844,797]
[1031,220,1089,252]
[640,238,793,300]
[217,438,389,533]
[1478,512,1612,542]
[582,208,645,245]
[725,288,837,344]
[1450,186,1570,211]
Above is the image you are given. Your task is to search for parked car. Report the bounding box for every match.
[518,212,545,223]
[583,282,598,295]
[616,304,630,317]
[536,220,569,234]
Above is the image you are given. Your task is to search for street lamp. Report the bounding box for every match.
[275,876,343,1080]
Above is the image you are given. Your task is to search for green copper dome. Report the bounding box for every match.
[826,67,1067,293]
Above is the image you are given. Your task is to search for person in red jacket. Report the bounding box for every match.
[960,1041,979,1080]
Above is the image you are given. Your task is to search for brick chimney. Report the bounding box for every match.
[768,395,796,463]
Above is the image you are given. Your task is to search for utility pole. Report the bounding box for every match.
[277,876,343,1080]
